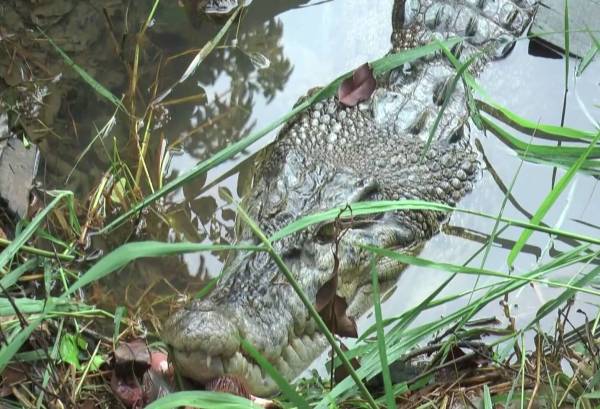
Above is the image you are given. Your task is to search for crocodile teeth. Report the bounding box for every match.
[173,350,224,383]
[282,345,303,372]
[224,351,248,377]
[291,338,309,362]
[275,357,293,380]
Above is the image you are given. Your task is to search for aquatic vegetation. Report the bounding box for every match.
[0,0,599,408]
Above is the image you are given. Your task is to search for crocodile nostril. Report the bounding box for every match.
[314,222,337,243]
[448,126,465,144]
[162,306,240,356]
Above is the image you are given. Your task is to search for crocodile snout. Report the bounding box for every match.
[163,301,241,382]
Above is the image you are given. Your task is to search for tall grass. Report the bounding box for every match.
[2,2,600,408]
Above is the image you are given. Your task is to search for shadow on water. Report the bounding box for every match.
[0,0,599,346]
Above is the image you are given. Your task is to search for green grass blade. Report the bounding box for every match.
[359,273,470,341]
[233,202,379,409]
[362,245,600,296]
[479,101,597,142]
[270,200,451,242]
[0,316,45,374]
[420,51,475,160]
[144,391,254,409]
[0,191,73,272]
[62,242,264,298]
[153,6,242,104]
[370,260,395,409]
[267,200,600,247]
[482,116,600,158]
[113,306,126,346]
[39,30,126,112]
[577,43,598,76]
[528,261,600,329]
[239,339,309,409]
[563,0,570,90]
[0,258,38,289]
[483,384,493,409]
[507,130,600,267]
[0,297,89,316]
[319,244,593,406]
[101,38,462,234]
[194,276,219,299]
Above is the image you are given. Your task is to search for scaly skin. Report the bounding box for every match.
[163,0,536,396]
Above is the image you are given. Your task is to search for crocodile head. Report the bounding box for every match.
[163,0,534,397]
[162,93,480,395]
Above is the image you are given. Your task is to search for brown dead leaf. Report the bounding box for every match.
[314,213,358,339]
[0,365,27,397]
[337,63,376,107]
[319,292,358,338]
[315,275,337,312]
[142,369,173,403]
[333,342,361,383]
[316,269,357,338]
[114,339,151,377]
[111,343,176,407]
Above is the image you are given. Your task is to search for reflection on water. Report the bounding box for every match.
[366,39,600,339]
[1,0,599,347]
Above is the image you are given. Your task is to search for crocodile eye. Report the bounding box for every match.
[314,223,337,243]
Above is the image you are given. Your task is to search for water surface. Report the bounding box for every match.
[1,0,598,368]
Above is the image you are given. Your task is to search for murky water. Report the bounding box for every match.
[1,0,599,360]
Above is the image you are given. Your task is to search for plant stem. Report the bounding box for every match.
[0,238,75,261]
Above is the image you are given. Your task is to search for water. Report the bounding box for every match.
[1,0,599,366]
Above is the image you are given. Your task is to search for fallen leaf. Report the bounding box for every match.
[79,400,97,409]
[114,339,151,377]
[0,365,27,397]
[329,295,358,338]
[333,342,361,384]
[337,63,376,107]
[316,276,358,338]
[110,372,143,409]
[142,369,173,403]
[315,275,337,312]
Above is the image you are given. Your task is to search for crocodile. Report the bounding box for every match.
[163,0,536,396]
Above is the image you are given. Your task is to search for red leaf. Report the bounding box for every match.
[337,63,376,107]
[110,372,143,408]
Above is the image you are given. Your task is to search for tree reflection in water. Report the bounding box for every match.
[0,0,307,309]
